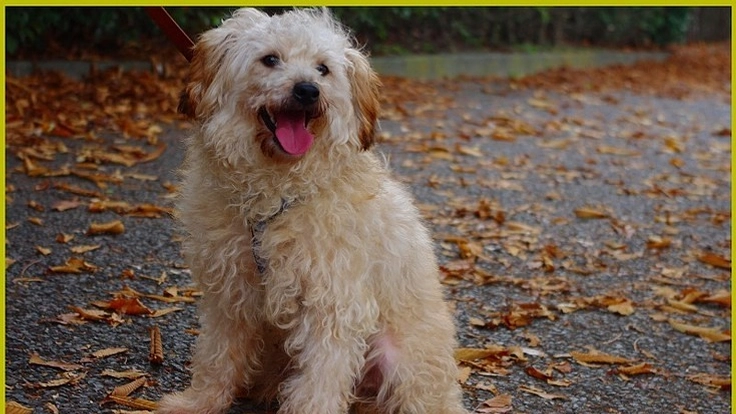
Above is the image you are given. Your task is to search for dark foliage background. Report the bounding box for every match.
[6,7,729,58]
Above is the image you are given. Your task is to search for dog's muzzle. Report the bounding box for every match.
[258,82,322,157]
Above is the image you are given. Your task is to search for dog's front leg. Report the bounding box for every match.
[276,304,368,414]
[158,296,263,414]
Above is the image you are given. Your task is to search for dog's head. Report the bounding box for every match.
[180,8,380,163]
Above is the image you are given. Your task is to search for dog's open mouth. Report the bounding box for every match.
[259,107,315,156]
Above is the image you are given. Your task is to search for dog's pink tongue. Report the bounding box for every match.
[275,113,313,155]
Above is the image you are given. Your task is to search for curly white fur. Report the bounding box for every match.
[156,8,467,414]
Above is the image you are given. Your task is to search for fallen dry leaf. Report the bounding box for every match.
[686,373,731,390]
[98,297,153,316]
[615,362,657,376]
[574,207,609,219]
[69,306,110,322]
[55,233,75,243]
[477,394,513,413]
[666,298,699,313]
[70,244,102,254]
[101,369,147,379]
[110,377,147,397]
[700,290,731,308]
[91,347,128,359]
[149,307,184,317]
[525,366,553,381]
[570,350,633,365]
[149,325,164,365]
[518,384,567,400]
[455,346,507,362]
[697,252,730,270]
[28,353,83,371]
[48,257,98,274]
[36,245,52,256]
[668,319,731,342]
[101,395,158,410]
[44,402,60,414]
[87,220,125,235]
[6,401,33,414]
[38,372,86,388]
[52,199,82,212]
[456,365,472,383]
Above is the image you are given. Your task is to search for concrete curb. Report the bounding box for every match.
[7,49,670,80]
[371,50,670,80]
[6,60,158,79]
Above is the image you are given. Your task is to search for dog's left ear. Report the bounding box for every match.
[346,48,381,151]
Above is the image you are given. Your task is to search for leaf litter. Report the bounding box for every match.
[4,42,730,413]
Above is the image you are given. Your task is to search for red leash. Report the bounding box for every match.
[144,7,194,62]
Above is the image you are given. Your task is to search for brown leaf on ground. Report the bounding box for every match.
[55,233,75,243]
[574,207,609,219]
[455,346,508,362]
[28,353,83,371]
[110,377,147,397]
[686,373,731,390]
[484,303,557,330]
[525,366,554,381]
[54,182,105,198]
[101,395,158,410]
[149,326,164,365]
[37,372,86,388]
[477,394,513,413]
[614,362,657,377]
[6,401,33,414]
[518,384,567,400]
[699,290,731,308]
[697,252,730,270]
[91,347,128,359]
[570,350,633,365]
[668,319,731,342]
[36,246,52,256]
[70,244,101,254]
[101,369,147,380]
[69,306,110,322]
[97,297,153,316]
[48,257,98,274]
[87,220,125,235]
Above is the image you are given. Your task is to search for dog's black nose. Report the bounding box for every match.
[293,82,320,105]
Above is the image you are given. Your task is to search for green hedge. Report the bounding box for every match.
[6,7,697,58]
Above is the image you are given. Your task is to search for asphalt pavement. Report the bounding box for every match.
[5,59,731,413]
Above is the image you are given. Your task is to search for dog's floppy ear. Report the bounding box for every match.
[177,39,211,119]
[178,28,233,120]
[346,48,381,151]
[179,8,269,120]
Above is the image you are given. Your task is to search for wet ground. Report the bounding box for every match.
[5,51,730,413]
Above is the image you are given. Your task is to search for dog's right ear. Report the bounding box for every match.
[179,8,269,120]
[177,30,228,120]
[177,40,208,119]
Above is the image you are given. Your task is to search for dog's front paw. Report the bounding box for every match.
[156,390,228,414]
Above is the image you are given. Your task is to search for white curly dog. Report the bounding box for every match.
[157,8,467,414]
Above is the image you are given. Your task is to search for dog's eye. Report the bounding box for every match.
[316,64,329,76]
[261,55,280,68]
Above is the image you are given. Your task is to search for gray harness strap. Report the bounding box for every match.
[250,200,290,275]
